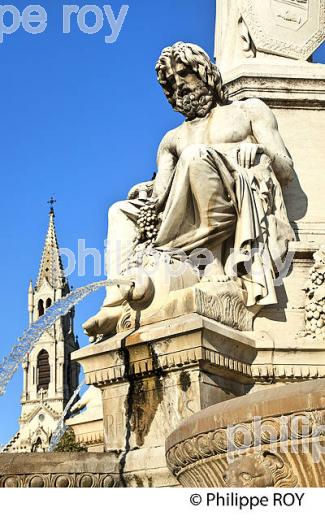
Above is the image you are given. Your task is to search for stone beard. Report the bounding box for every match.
[175,84,215,120]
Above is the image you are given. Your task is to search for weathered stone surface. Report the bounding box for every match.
[72,315,259,486]
[166,379,325,487]
[216,0,325,68]
[214,1,325,350]
[0,453,118,487]
[71,311,325,485]
[239,0,325,60]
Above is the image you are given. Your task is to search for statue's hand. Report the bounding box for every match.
[236,143,266,169]
[128,181,154,200]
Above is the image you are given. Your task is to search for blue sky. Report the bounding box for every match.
[0,1,324,445]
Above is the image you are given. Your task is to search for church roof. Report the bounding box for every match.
[36,207,68,291]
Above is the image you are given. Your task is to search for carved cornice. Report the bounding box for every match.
[222,59,325,110]
[79,314,325,388]
[225,74,325,109]
[85,364,126,386]
[251,364,325,382]
[75,431,104,446]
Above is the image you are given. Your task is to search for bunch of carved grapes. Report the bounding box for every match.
[304,248,325,338]
[137,200,159,245]
[305,300,325,336]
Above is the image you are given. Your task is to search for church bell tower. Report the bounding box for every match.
[5,201,80,452]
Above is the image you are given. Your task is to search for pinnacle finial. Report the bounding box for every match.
[47,196,57,215]
[36,198,66,291]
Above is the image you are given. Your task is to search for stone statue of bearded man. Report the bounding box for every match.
[84,42,295,339]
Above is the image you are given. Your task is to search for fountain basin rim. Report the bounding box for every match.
[166,378,325,452]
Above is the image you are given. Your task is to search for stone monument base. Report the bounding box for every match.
[70,296,325,486]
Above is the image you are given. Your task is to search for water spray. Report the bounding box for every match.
[48,379,86,452]
[0,279,133,398]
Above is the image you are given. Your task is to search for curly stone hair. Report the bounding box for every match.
[155,41,228,108]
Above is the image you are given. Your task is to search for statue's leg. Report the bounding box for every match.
[156,144,236,275]
[83,199,151,339]
[103,200,139,306]
[83,201,137,339]
[105,200,139,277]
[104,199,154,305]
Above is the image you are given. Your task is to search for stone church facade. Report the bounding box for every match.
[4,205,79,452]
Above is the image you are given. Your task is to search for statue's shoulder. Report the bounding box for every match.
[160,126,178,144]
[158,126,179,154]
[238,97,273,117]
[215,98,268,114]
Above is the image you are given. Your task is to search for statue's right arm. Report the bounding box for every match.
[152,130,178,203]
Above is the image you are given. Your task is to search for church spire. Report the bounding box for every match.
[6,199,80,453]
[36,200,67,291]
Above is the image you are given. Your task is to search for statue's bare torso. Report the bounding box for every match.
[171,100,255,153]
[154,98,293,199]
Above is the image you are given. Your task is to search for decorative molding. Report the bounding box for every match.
[85,364,126,387]
[251,364,325,382]
[225,74,325,109]
[75,431,104,446]
[82,315,325,390]
[0,453,118,488]
[0,472,117,488]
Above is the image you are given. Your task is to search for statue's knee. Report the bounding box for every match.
[109,200,127,215]
[108,201,126,222]
[180,144,208,165]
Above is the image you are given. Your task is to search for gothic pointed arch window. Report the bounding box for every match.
[37,349,50,391]
[38,299,44,317]
[46,298,52,308]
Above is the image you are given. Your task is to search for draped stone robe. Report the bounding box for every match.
[105,144,294,307]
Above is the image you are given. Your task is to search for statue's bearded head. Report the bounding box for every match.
[156,42,228,120]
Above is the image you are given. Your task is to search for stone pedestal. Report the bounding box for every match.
[71,307,325,486]
[72,315,258,487]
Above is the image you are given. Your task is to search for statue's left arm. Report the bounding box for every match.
[248,98,294,186]
[152,129,178,204]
